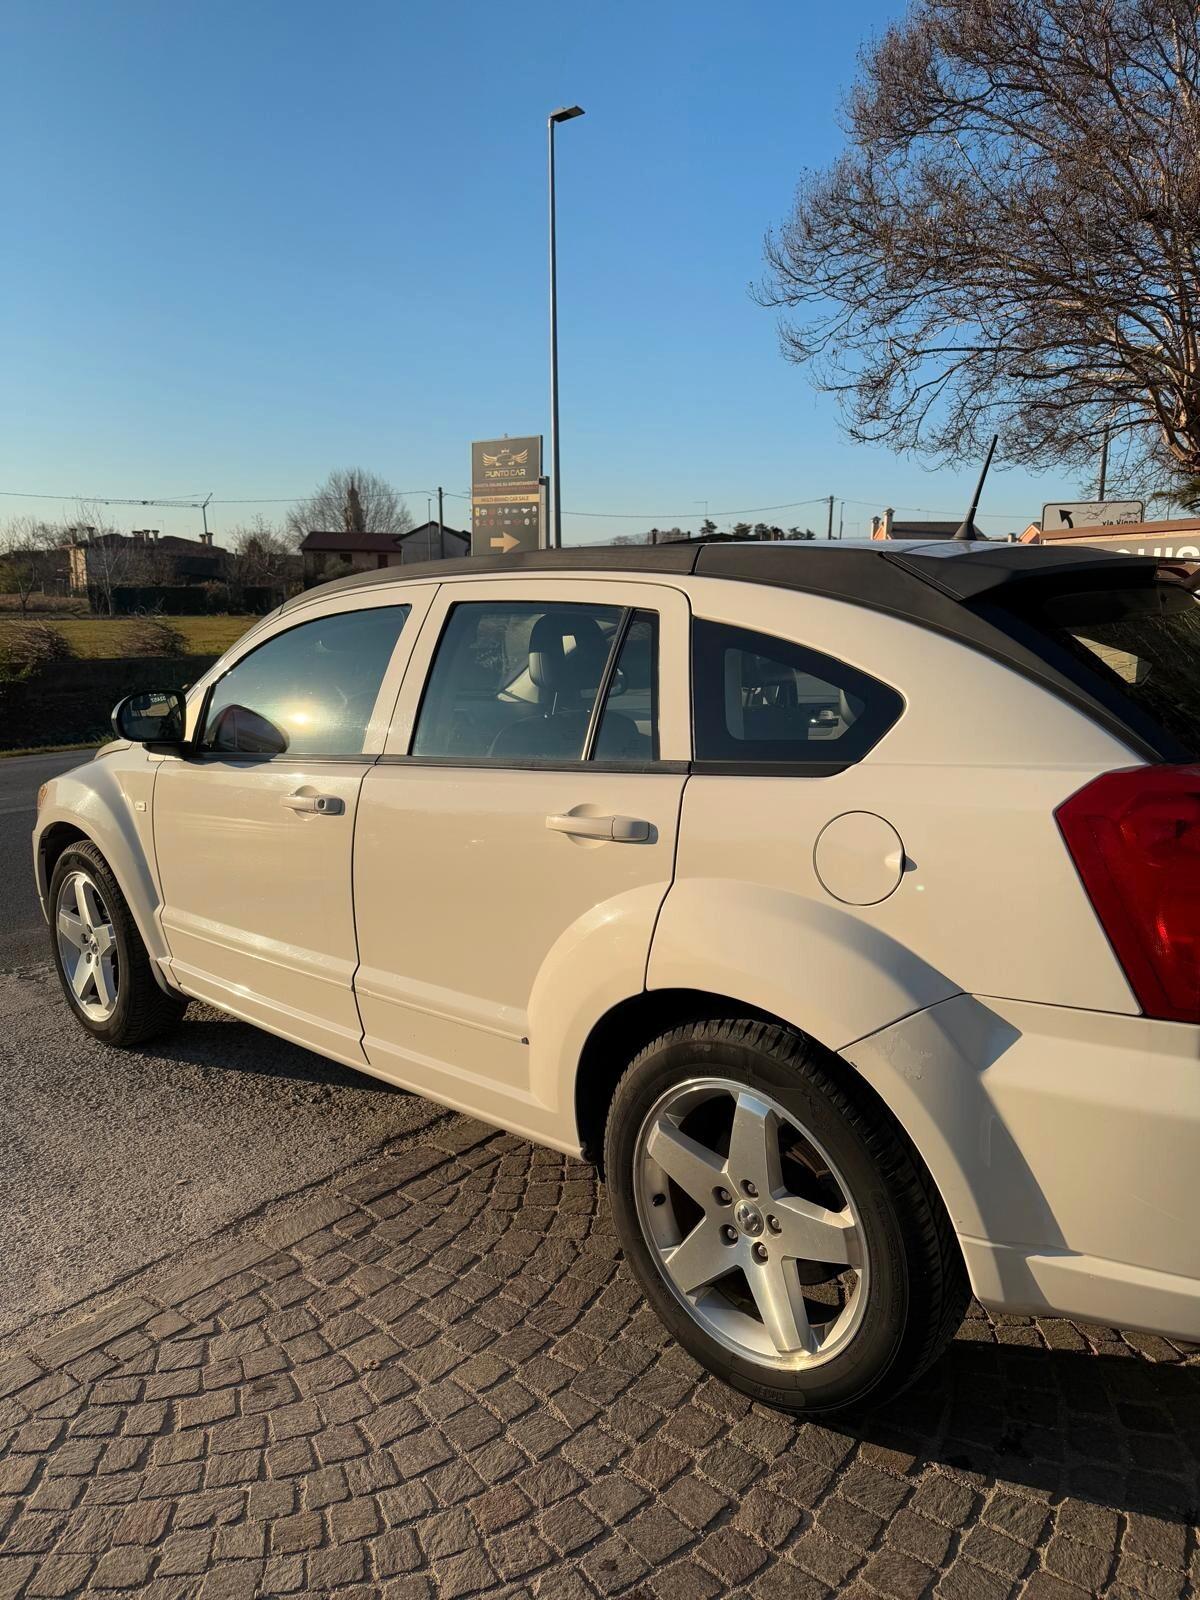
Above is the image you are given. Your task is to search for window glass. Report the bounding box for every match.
[593,611,659,761]
[413,601,624,761]
[989,572,1200,758]
[692,619,903,765]
[200,605,409,757]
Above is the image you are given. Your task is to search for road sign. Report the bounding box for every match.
[1041,499,1144,532]
[471,436,545,555]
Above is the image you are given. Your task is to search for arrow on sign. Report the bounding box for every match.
[489,532,520,553]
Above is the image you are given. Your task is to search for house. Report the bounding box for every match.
[870,509,985,540]
[66,529,229,604]
[300,521,469,585]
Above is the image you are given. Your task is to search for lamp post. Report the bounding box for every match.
[548,105,584,549]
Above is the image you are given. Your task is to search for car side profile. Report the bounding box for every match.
[32,539,1200,1413]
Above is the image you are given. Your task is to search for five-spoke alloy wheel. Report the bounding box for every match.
[48,840,186,1046]
[634,1077,869,1369]
[606,1017,969,1413]
[56,869,120,1022]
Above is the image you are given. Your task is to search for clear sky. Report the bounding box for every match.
[1,0,1093,544]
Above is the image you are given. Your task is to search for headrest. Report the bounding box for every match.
[528,613,609,696]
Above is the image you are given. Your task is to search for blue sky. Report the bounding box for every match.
[1,0,1087,544]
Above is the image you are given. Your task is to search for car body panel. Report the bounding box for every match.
[845,994,1200,1340]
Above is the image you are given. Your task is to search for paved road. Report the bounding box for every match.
[0,1120,1196,1599]
[0,747,97,970]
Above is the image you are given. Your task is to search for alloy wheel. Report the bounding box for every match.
[633,1076,870,1369]
[56,870,120,1022]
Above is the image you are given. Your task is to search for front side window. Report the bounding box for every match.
[692,619,903,767]
[200,605,410,757]
[411,601,660,763]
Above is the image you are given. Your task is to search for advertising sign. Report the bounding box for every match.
[1041,499,1144,532]
[471,436,544,555]
[1046,530,1200,560]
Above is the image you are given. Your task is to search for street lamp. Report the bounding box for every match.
[548,104,585,549]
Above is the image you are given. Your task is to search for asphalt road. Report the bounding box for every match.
[0,746,96,969]
[0,747,442,1346]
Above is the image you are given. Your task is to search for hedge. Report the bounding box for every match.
[0,654,216,751]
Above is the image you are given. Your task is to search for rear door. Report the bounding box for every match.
[152,587,435,1064]
[352,576,690,1145]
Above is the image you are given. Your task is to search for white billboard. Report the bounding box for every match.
[1041,499,1144,532]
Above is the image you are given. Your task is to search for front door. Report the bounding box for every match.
[352,577,691,1146]
[152,591,429,1064]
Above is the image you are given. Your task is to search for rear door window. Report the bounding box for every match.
[692,619,904,768]
[411,601,661,764]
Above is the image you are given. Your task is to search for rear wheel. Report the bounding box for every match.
[604,1017,968,1413]
[49,842,186,1047]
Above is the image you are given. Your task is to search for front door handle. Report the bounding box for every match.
[546,813,650,842]
[282,792,344,815]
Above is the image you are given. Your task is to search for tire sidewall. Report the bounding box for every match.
[606,1027,911,1413]
[49,845,140,1044]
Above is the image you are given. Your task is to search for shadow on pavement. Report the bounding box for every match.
[143,1010,411,1094]
[840,1329,1200,1529]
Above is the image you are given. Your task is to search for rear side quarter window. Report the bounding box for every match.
[691,619,903,771]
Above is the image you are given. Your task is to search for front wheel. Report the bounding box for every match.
[604,1018,968,1414]
[49,841,186,1047]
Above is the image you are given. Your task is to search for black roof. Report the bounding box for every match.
[284,535,1157,612]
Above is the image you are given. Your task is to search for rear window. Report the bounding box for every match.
[990,567,1200,758]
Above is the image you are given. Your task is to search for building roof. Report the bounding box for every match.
[300,521,468,554]
[71,531,225,555]
[875,519,984,540]
[1022,516,1200,543]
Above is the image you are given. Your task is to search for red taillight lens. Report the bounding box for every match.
[1056,765,1200,1023]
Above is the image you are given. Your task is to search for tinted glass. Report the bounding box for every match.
[593,611,659,761]
[200,605,409,757]
[412,601,622,761]
[995,573,1200,758]
[692,619,903,766]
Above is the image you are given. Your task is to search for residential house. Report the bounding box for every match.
[300,521,469,586]
[67,528,229,599]
[870,509,985,540]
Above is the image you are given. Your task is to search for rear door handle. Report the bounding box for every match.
[546,813,650,842]
[282,792,344,815]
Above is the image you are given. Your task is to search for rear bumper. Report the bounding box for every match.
[843,994,1200,1341]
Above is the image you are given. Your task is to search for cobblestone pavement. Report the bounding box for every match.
[0,1116,1197,1600]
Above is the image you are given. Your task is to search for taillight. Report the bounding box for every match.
[1056,765,1200,1023]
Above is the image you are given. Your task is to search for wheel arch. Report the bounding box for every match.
[575,988,944,1190]
[37,820,89,899]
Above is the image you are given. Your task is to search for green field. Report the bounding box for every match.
[0,614,256,659]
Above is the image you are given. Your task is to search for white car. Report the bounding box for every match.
[32,540,1200,1413]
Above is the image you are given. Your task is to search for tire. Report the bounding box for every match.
[49,841,186,1047]
[604,1017,968,1414]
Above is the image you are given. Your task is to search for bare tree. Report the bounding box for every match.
[0,518,65,614]
[759,0,1200,491]
[69,506,152,616]
[286,468,413,541]
[229,515,296,590]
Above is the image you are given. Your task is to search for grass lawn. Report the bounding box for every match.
[0,614,256,659]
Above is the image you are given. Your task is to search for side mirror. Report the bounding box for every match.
[112,688,187,748]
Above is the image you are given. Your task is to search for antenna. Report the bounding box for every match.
[953,434,998,541]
